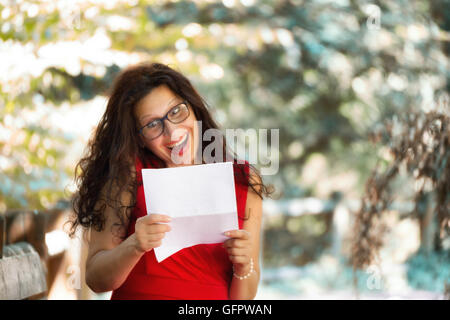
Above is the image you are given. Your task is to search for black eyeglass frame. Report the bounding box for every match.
[138,101,190,140]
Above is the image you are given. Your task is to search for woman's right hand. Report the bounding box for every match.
[133,214,172,254]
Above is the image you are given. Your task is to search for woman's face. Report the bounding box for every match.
[134,85,199,167]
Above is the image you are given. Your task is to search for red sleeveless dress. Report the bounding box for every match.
[110,156,249,300]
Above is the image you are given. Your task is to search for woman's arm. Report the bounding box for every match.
[84,184,142,293]
[82,160,138,293]
[227,170,263,300]
[85,165,172,293]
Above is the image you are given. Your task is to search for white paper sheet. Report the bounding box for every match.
[141,162,238,262]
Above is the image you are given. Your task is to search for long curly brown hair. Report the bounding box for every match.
[68,62,273,239]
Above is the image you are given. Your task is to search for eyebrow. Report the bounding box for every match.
[139,97,181,123]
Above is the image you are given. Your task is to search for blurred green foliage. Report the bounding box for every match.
[0,0,448,211]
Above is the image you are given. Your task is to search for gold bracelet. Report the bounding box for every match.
[232,258,254,280]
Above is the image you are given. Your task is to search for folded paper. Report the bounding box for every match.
[141,162,238,262]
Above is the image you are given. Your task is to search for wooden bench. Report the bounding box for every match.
[0,206,69,299]
[0,242,47,299]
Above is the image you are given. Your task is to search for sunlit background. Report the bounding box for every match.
[0,0,449,299]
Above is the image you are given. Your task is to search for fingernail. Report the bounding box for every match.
[224,231,230,236]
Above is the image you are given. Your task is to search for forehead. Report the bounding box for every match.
[134,85,179,120]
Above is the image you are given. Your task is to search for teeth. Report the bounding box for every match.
[175,134,188,147]
[168,134,188,149]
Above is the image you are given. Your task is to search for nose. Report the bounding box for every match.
[161,120,182,140]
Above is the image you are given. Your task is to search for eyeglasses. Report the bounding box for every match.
[138,101,190,140]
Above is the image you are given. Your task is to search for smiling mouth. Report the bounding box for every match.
[167,133,189,156]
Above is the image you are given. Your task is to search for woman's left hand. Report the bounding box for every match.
[222,229,253,274]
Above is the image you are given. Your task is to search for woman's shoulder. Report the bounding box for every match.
[232,159,264,194]
[232,159,251,186]
[134,153,162,185]
[135,152,163,170]
[232,159,250,170]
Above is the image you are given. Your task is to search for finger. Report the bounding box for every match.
[224,229,250,240]
[147,223,171,234]
[146,232,166,241]
[223,239,247,249]
[142,214,172,224]
[227,247,247,256]
[229,255,249,264]
[148,240,162,248]
[222,238,233,248]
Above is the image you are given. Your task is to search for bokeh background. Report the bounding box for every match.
[0,0,449,299]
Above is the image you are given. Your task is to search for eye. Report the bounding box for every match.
[170,106,180,116]
[146,120,159,129]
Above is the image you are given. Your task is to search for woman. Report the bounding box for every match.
[68,62,272,299]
